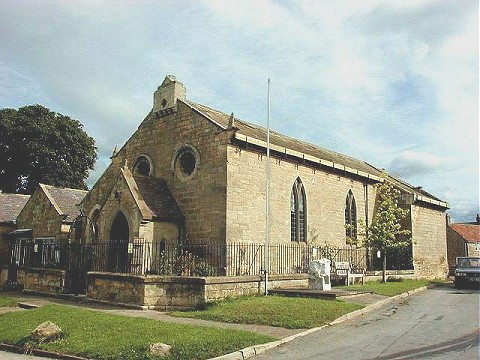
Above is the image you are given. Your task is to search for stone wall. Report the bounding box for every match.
[0,265,7,285]
[0,267,65,294]
[82,101,229,245]
[95,172,145,241]
[0,224,15,266]
[446,226,466,274]
[226,144,377,247]
[466,242,480,257]
[22,267,66,294]
[87,272,308,310]
[411,204,448,278]
[17,189,65,240]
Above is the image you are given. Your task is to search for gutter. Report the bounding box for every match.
[414,194,449,209]
[234,133,384,183]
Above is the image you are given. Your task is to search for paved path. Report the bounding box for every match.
[1,290,389,340]
[0,350,51,360]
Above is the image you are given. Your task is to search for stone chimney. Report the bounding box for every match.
[153,75,186,114]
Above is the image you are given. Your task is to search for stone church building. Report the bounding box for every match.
[82,75,449,279]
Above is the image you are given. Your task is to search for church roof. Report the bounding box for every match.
[120,169,183,221]
[183,100,448,209]
[186,100,383,177]
[40,184,88,222]
[0,193,30,223]
[133,176,184,221]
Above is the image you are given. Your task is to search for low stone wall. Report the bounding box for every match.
[0,266,65,294]
[87,272,308,310]
[22,267,66,294]
[0,266,7,286]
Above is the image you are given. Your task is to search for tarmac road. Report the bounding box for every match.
[255,284,479,360]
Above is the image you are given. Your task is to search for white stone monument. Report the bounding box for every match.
[308,258,331,291]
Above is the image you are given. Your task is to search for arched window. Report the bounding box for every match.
[345,190,357,240]
[91,208,100,243]
[133,155,153,176]
[290,178,307,242]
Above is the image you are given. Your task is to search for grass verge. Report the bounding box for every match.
[170,295,363,329]
[0,304,275,360]
[337,279,442,297]
[0,294,18,307]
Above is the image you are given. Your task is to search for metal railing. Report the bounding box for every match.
[8,239,369,277]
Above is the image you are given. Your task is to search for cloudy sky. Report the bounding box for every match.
[0,0,478,222]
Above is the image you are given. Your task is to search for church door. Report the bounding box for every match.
[108,212,129,272]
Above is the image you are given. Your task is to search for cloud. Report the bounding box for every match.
[0,0,477,221]
[388,150,456,178]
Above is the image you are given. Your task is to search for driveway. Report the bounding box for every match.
[255,284,479,359]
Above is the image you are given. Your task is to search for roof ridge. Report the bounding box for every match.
[42,183,88,193]
[187,100,378,167]
[177,99,445,206]
[39,183,63,216]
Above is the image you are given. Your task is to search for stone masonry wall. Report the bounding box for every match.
[466,242,480,257]
[87,272,307,310]
[226,144,377,247]
[82,102,228,245]
[96,173,145,241]
[17,189,64,240]
[0,224,15,266]
[21,267,66,294]
[411,204,448,278]
[446,226,466,274]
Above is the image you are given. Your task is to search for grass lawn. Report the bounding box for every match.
[170,296,363,329]
[337,279,442,297]
[0,294,18,307]
[0,304,275,360]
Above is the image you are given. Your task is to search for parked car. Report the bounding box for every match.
[454,257,480,289]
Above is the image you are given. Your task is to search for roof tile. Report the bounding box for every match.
[41,185,87,222]
[450,224,480,243]
[133,176,184,220]
[0,193,30,223]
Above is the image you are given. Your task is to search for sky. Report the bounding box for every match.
[0,0,478,222]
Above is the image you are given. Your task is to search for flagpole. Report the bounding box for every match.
[265,78,271,296]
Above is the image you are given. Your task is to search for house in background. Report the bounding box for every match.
[447,215,480,274]
[16,184,87,243]
[0,193,30,265]
[81,75,449,279]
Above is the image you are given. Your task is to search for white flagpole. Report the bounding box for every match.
[265,78,271,295]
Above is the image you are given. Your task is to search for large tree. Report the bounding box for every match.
[0,104,97,194]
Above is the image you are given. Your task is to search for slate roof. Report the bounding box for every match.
[183,100,448,208]
[40,184,87,222]
[133,176,184,220]
[0,193,30,223]
[450,223,480,243]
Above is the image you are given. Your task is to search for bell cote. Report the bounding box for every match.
[153,75,186,115]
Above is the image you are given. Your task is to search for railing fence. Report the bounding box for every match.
[8,239,370,277]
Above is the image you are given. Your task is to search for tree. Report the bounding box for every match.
[363,180,411,282]
[0,104,97,194]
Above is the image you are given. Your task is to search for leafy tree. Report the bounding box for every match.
[0,104,97,194]
[363,180,411,282]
